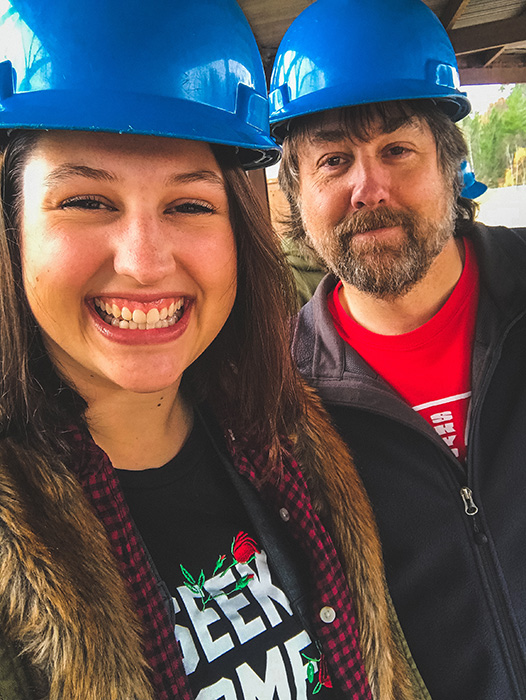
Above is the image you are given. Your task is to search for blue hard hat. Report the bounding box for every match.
[270,0,471,140]
[460,160,488,199]
[0,0,280,169]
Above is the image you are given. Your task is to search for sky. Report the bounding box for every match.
[463,83,515,115]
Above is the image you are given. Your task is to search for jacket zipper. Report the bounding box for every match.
[461,309,526,697]
[460,486,478,515]
[459,486,526,697]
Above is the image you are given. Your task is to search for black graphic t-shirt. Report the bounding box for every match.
[116,419,332,699]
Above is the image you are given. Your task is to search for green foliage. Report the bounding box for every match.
[461,84,526,187]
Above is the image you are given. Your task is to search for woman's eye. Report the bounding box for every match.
[172,201,215,214]
[60,196,114,211]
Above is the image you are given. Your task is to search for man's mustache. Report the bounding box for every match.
[335,207,416,238]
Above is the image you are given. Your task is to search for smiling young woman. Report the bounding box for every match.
[0,1,426,700]
[21,133,236,395]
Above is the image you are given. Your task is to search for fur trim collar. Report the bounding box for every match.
[0,438,154,700]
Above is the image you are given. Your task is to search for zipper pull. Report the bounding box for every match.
[460,487,479,516]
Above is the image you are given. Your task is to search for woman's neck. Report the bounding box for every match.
[85,385,193,470]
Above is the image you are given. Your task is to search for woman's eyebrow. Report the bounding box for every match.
[43,164,225,189]
[44,163,116,187]
[166,170,225,188]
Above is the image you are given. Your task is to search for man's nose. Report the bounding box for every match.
[349,157,390,211]
[113,215,176,285]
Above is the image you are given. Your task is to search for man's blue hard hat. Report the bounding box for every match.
[0,0,280,169]
[269,0,471,140]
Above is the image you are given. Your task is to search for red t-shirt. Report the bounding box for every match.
[328,238,479,462]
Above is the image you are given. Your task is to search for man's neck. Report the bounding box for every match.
[339,237,465,335]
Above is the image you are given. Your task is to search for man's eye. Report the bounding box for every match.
[173,201,215,214]
[323,156,343,167]
[388,146,408,156]
[60,196,113,210]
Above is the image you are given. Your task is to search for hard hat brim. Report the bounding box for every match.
[0,90,281,169]
[462,181,488,199]
[270,79,471,140]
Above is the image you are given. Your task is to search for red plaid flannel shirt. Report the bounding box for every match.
[66,425,371,699]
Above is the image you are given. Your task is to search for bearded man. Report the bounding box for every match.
[269,1,526,700]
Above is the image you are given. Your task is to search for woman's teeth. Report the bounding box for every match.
[94,298,185,329]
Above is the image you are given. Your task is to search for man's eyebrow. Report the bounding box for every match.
[167,170,225,188]
[44,164,116,187]
[309,129,348,144]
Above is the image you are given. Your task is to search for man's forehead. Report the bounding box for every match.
[300,107,428,146]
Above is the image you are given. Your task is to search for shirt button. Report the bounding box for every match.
[320,606,336,623]
[279,507,290,522]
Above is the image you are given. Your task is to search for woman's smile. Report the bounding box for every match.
[93,296,186,330]
[88,295,194,347]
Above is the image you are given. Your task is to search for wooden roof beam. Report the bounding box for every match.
[440,0,472,31]
[483,47,507,67]
[450,13,526,54]
[459,62,526,85]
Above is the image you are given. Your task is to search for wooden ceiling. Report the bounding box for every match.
[239,0,526,85]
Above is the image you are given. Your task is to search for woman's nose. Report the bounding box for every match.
[112,216,176,285]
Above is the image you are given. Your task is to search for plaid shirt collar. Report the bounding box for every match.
[65,424,371,700]
[65,424,191,700]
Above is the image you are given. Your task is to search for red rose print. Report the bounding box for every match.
[181,533,260,611]
[318,655,333,689]
[231,531,260,564]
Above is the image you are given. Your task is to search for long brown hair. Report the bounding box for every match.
[0,132,305,460]
[185,145,306,457]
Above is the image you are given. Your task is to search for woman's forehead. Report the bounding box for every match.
[32,130,216,163]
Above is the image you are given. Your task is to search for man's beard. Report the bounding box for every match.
[306,203,456,299]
